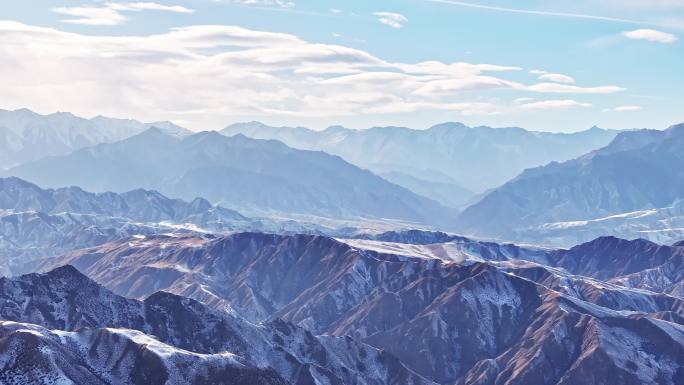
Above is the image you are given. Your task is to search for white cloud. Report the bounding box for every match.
[330,9,342,14]
[622,29,677,43]
[604,105,642,112]
[519,99,592,109]
[538,73,575,84]
[525,83,625,94]
[373,12,408,28]
[53,2,194,26]
[0,21,625,129]
[110,2,195,12]
[529,69,575,84]
[223,0,295,7]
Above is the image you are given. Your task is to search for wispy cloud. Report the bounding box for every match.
[53,2,194,26]
[425,0,651,25]
[519,99,592,109]
[525,83,624,94]
[529,70,575,84]
[622,29,677,43]
[604,105,642,112]
[373,12,408,28]
[0,21,625,128]
[220,0,295,8]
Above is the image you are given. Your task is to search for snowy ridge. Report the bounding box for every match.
[33,232,684,384]
[0,266,434,385]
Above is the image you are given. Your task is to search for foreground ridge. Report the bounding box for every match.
[32,232,684,384]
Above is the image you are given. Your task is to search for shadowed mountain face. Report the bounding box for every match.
[457,123,684,245]
[0,108,190,170]
[221,122,619,196]
[0,266,433,385]
[34,232,684,384]
[7,129,457,227]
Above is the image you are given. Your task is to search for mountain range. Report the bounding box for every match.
[0,265,431,385]
[6,128,457,227]
[457,123,684,245]
[0,176,251,275]
[0,108,190,170]
[30,232,684,384]
[222,121,620,206]
[3,106,684,385]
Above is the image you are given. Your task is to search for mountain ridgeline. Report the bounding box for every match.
[457,123,684,245]
[0,265,431,385]
[0,176,250,275]
[6,128,458,227]
[221,121,619,202]
[29,232,684,385]
[0,108,190,170]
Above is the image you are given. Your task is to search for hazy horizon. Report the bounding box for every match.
[2,1,682,132]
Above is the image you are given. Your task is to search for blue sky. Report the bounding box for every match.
[1,0,682,132]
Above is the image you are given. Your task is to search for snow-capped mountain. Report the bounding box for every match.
[457,122,684,245]
[221,122,619,203]
[32,232,684,384]
[0,265,433,385]
[7,129,457,227]
[356,229,684,298]
[0,108,190,170]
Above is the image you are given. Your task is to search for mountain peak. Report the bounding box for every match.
[10,107,39,117]
[127,125,177,143]
[665,122,684,136]
[43,264,85,280]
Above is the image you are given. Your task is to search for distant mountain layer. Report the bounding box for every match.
[0,108,190,170]
[379,171,475,209]
[0,266,430,385]
[0,177,249,275]
[221,121,619,195]
[7,128,457,227]
[457,123,684,245]
[0,176,245,223]
[34,232,684,384]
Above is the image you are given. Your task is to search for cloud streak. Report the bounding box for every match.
[220,0,295,8]
[373,12,408,28]
[604,105,642,112]
[425,0,651,25]
[519,99,592,109]
[53,2,194,26]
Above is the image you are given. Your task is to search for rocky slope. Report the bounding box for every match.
[457,123,684,245]
[513,199,684,247]
[0,266,432,385]
[357,230,684,298]
[34,232,684,384]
